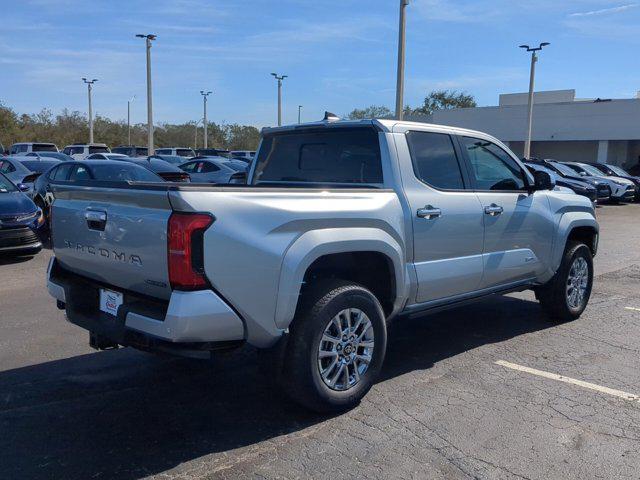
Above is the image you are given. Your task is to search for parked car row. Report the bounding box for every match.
[0,172,45,255]
[525,158,639,204]
[2,142,257,162]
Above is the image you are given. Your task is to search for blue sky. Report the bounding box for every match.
[1,0,639,127]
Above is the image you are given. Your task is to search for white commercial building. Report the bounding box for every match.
[410,89,640,169]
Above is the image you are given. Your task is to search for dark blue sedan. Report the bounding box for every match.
[0,172,44,255]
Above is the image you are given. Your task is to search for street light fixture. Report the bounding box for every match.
[200,90,212,149]
[136,33,157,155]
[395,0,409,120]
[519,42,550,159]
[82,78,98,144]
[271,73,287,126]
[127,95,135,145]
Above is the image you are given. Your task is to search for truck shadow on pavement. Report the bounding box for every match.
[1,295,552,479]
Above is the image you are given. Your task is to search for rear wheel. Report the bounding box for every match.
[537,242,593,321]
[279,280,387,412]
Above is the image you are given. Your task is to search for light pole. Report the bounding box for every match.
[298,105,302,123]
[395,0,409,120]
[127,95,135,145]
[519,42,550,159]
[136,34,156,155]
[82,78,98,143]
[271,73,287,126]
[200,90,212,149]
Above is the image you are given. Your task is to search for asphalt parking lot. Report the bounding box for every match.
[2,203,640,479]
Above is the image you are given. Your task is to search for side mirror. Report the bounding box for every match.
[532,170,555,191]
[579,171,587,176]
[17,183,30,192]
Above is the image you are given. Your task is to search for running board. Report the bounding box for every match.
[401,280,535,319]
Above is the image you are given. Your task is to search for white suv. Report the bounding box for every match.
[154,147,195,158]
[9,142,59,155]
[62,143,111,160]
[229,150,255,160]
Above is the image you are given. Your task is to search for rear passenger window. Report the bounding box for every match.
[0,161,15,173]
[69,166,91,181]
[253,128,383,185]
[181,162,195,172]
[406,131,464,190]
[201,162,220,172]
[52,164,72,180]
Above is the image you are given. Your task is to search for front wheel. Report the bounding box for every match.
[280,280,387,413]
[536,242,593,321]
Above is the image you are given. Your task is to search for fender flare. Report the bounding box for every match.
[550,212,599,274]
[274,227,408,329]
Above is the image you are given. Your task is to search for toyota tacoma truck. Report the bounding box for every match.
[47,118,599,412]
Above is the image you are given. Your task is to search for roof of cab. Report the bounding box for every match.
[261,118,499,140]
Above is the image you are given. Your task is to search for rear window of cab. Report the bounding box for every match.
[252,128,383,186]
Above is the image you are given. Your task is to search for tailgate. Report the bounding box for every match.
[51,184,173,300]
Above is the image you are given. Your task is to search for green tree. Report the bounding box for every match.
[410,90,476,116]
[0,102,263,151]
[347,105,393,120]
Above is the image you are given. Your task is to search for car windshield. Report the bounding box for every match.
[19,161,59,173]
[32,143,57,152]
[550,162,578,176]
[153,155,184,165]
[608,165,630,176]
[227,160,248,171]
[525,163,554,176]
[38,152,72,161]
[90,164,162,182]
[578,164,604,176]
[0,173,17,192]
[88,146,110,154]
[176,149,195,157]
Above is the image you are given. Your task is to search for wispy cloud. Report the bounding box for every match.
[413,0,505,23]
[569,3,639,17]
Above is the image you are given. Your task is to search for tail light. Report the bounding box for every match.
[168,213,214,290]
[229,172,247,184]
[159,172,190,183]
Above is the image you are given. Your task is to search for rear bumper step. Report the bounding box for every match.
[47,257,245,355]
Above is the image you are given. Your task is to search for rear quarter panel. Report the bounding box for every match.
[170,189,407,347]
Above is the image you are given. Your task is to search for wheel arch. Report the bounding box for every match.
[551,212,599,276]
[274,228,408,330]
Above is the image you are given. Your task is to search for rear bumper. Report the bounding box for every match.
[47,257,245,351]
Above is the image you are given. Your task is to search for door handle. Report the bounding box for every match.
[417,205,442,219]
[484,204,504,216]
[85,210,107,231]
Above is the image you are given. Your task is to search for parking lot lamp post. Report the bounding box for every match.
[127,95,135,145]
[519,42,550,159]
[200,91,212,149]
[136,34,156,155]
[395,0,409,120]
[82,78,98,143]
[298,105,302,123]
[271,73,287,126]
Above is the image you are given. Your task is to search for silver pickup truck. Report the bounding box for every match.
[47,119,598,412]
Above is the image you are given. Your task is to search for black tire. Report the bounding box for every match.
[537,242,593,322]
[279,280,387,413]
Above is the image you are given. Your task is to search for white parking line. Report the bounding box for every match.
[495,360,640,402]
[625,307,640,312]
